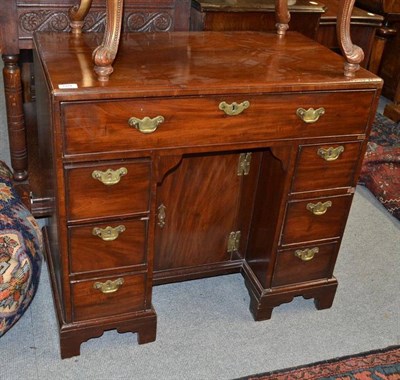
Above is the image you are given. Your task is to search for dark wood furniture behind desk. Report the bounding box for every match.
[190,0,383,69]
[33,25,381,358]
[0,0,190,215]
[316,0,383,68]
[190,0,326,39]
[357,0,400,121]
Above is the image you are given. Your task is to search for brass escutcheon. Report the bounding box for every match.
[92,167,127,186]
[296,107,325,123]
[219,101,250,116]
[93,278,124,294]
[92,225,126,241]
[294,247,319,261]
[128,115,164,133]
[237,152,252,176]
[157,203,167,228]
[317,146,345,161]
[306,201,332,215]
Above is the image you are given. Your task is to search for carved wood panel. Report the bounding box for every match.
[18,9,175,35]
[15,0,190,49]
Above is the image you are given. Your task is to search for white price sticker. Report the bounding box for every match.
[58,83,78,89]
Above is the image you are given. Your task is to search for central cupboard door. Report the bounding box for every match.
[154,152,258,273]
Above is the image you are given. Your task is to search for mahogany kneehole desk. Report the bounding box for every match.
[33,31,382,359]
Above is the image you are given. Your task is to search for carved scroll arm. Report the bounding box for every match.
[68,0,124,81]
[92,0,124,81]
[336,0,364,77]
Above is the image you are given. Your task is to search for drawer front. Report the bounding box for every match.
[66,160,151,221]
[281,194,353,245]
[292,141,363,193]
[272,242,339,287]
[72,273,147,321]
[69,219,148,274]
[62,92,374,155]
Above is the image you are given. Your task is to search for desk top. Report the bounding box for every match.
[34,31,382,101]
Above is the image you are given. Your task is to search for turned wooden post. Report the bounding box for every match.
[275,0,290,35]
[368,25,396,74]
[69,0,93,34]
[2,54,28,181]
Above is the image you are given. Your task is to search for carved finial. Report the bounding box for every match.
[275,0,291,36]
[68,0,93,35]
[337,0,364,77]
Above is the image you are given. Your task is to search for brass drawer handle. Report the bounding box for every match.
[306,201,332,215]
[219,101,250,116]
[93,278,124,294]
[294,247,319,261]
[128,116,164,133]
[317,146,345,161]
[296,107,325,123]
[92,225,126,241]
[92,167,127,186]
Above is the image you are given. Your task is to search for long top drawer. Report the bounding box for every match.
[62,91,375,155]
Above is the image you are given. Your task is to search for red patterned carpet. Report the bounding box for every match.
[359,113,400,220]
[236,346,400,380]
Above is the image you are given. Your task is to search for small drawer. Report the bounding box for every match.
[292,141,362,193]
[272,242,339,287]
[281,194,353,246]
[62,91,374,155]
[72,273,147,322]
[66,160,151,221]
[69,218,148,274]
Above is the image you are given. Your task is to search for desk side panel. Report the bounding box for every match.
[33,47,65,316]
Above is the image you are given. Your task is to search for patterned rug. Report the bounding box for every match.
[236,346,400,380]
[359,113,400,220]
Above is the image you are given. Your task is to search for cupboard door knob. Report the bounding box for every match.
[92,167,127,185]
[296,107,325,123]
[317,146,345,161]
[93,278,124,294]
[92,225,126,241]
[294,247,319,261]
[128,116,164,133]
[219,101,250,116]
[306,201,332,215]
